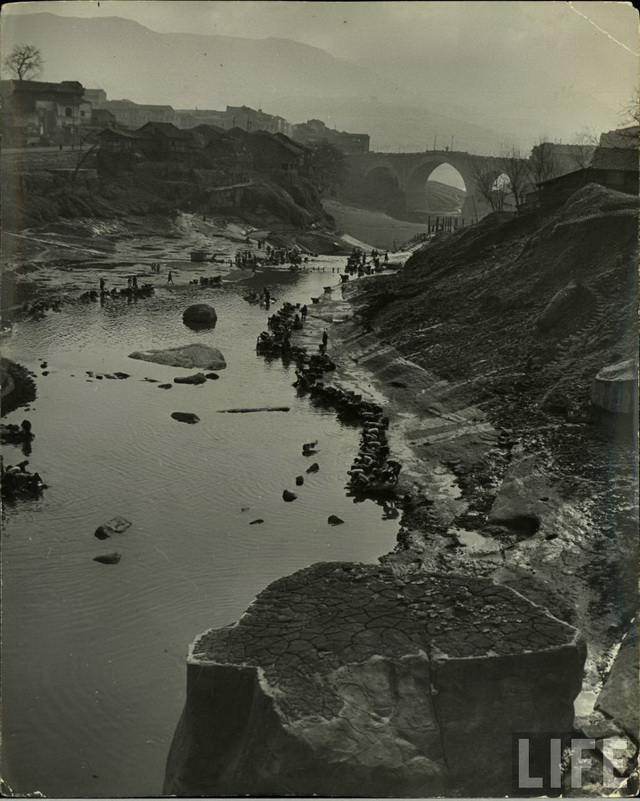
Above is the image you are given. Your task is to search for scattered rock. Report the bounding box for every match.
[306,463,320,474]
[143,377,159,383]
[295,476,304,486]
[41,371,49,376]
[327,515,344,526]
[158,383,173,389]
[591,359,636,414]
[205,372,220,380]
[182,303,218,330]
[96,375,103,380]
[114,372,130,379]
[282,490,297,502]
[129,344,226,370]
[250,519,264,525]
[104,374,117,380]
[93,552,122,565]
[535,281,593,333]
[94,516,131,540]
[171,412,200,424]
[217,407,290,413]
[174,373,207,385]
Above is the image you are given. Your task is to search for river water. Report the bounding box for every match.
[324,199,433,250]
[1,259,398,797]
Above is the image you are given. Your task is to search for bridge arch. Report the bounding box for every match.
[361,160,402,185]
[359,162,405,214]
[403,159,468,215]
[404,156,498,220]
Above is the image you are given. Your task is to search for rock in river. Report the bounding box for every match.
[183,303,218,330]
[129,343,226,370]
[327,515,344,526]
[282,490,297,502]
[164,563,585,797]
[174,373,207,385]
[93,552,122,565]
[171,412,200,425]
[94,516,131,540]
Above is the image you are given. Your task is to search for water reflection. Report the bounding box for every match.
[1,263,398,797]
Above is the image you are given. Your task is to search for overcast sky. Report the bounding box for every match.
[5,1,638,63]
[3,1,638,155]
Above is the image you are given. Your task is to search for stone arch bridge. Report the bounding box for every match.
[343,150,509,220]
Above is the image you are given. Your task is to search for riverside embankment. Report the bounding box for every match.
[164,185,637,796]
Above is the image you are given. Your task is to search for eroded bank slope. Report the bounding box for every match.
[164,184,638,794]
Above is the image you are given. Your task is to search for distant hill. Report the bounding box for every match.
[1,12,508,154]
[424,180,466,213]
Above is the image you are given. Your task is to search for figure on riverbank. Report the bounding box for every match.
[321,329,329,352]
[99,277,106,293]
[301,304,308,322]
[167,271,174,284]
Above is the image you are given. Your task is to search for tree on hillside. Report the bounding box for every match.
[309,142,346,195]
[498,143,530,211]
[3,44,43,81]
[527,135,560,186]
[469,158,507,212]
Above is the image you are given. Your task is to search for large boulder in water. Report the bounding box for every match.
[129,344,226,370]
[183,303,218,330]
[164,562,585,797]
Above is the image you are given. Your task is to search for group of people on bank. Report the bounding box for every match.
[344,247,389,277]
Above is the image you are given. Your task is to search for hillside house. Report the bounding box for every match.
[538,145,638,206]
[224,105,291,136]
[193,124,251,176]
[292,118,370,153]
[0,79,92,146]
[246,130,308,176]
[102,100,177,129]
[83,88,107,108]
[136,121,201,162]
[91,108,116,129]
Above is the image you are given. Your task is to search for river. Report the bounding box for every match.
[323,198,433,250]
[1,254,399,797]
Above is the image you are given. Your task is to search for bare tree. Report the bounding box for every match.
[569,128,599,168]
[527,135,560,185]
[469,158,506,212]
[619,88,639,128]
[611,90,639,147]
[498,143,530,211]
[3,44,44,81]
